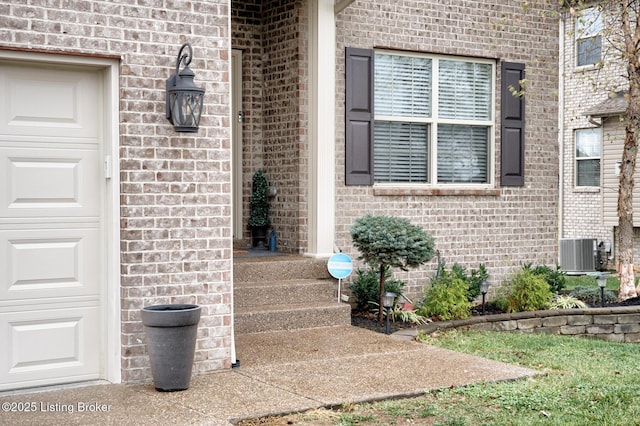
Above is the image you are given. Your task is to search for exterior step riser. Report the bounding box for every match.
[233,257,351,335]
[234,304,351,334]
[235,281,335,308]
[234,258,332,283]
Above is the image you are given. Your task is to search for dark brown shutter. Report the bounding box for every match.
[345,47,374,185]
[500,62,525,187]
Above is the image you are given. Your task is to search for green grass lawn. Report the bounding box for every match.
[564,274,620,291]
[240,331,640,425]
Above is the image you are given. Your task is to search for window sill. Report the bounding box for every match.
[574,64,601,73]
[373,186,501,196]
[573,186,600,193]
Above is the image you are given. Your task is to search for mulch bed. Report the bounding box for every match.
[352,297,640,334]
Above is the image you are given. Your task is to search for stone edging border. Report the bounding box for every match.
[394,307,640,343]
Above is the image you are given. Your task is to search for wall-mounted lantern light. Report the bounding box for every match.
[166,43,205,133]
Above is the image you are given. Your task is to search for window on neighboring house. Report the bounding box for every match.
[576,7,602,67]
[373,52,494,185]
[575,128,601,187]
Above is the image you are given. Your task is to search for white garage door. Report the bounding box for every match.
[0,61,104,390]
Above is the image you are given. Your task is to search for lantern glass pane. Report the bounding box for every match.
[170,92,204,128]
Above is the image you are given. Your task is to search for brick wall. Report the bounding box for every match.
[335,0,560,298]
[1,0,232,382]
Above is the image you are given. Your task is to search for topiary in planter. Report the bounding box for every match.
[248,170,270,247]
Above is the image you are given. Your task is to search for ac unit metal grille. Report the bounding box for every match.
[559,239,596,273]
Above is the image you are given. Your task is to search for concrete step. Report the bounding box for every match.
[234,279,336,308]
[233,256,331,283]
[234,301,352,334]
[233,256,351,335]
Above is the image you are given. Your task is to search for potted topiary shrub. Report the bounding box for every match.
[248,170,270,248]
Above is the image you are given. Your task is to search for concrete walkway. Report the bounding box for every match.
[0,326,539,425]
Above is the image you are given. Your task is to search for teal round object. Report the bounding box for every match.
[327,253,353,279]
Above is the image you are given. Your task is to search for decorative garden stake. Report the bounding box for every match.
[479,280,490,315]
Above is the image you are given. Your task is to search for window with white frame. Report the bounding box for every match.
[575,128,601,187]
[575,7,602,67]
[373,52,494,185]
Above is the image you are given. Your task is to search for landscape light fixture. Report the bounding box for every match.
[381,292,396,335]
[596,274,607,308]
[479,280,490,315]
[166,42,205,133]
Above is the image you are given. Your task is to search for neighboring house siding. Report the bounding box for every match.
[335,0,559,297]
[559,6,640,264]
[1,1,232,383]
[560,6,616,247]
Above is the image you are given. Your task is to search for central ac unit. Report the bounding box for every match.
[559,239,596,273]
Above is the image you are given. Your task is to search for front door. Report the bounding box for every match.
[232,50,243,241]
[0,60,104,390]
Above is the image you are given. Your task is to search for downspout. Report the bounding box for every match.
[558,17,565,263]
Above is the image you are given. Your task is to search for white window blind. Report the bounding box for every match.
[437,125,488,183]
[375,54,431,118]
[439,61,492,121]
[374,122,428,182]
[576,7,602,67]
[575,128,601,187]
[373,51,494,185]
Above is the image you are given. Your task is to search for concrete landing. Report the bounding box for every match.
[0,326,539,425]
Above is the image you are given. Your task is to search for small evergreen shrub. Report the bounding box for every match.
[418,269,472,321]
[349,267,405,312]
[490,297,511,313]
[523,263,566,293]
[569,286,617,305]
[503,269,553,312]
[451,263,489,302]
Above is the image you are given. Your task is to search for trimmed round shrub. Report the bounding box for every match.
[504,269,553,312]
[418,270,471,321]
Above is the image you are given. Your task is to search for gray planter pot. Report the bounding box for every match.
[141,304,201,392]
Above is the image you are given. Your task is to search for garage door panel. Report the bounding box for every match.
[0,63,98,139]
[0,147,99,217]
[0,306,100,390]
[0,228,99,301]
[0,60,104,391]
